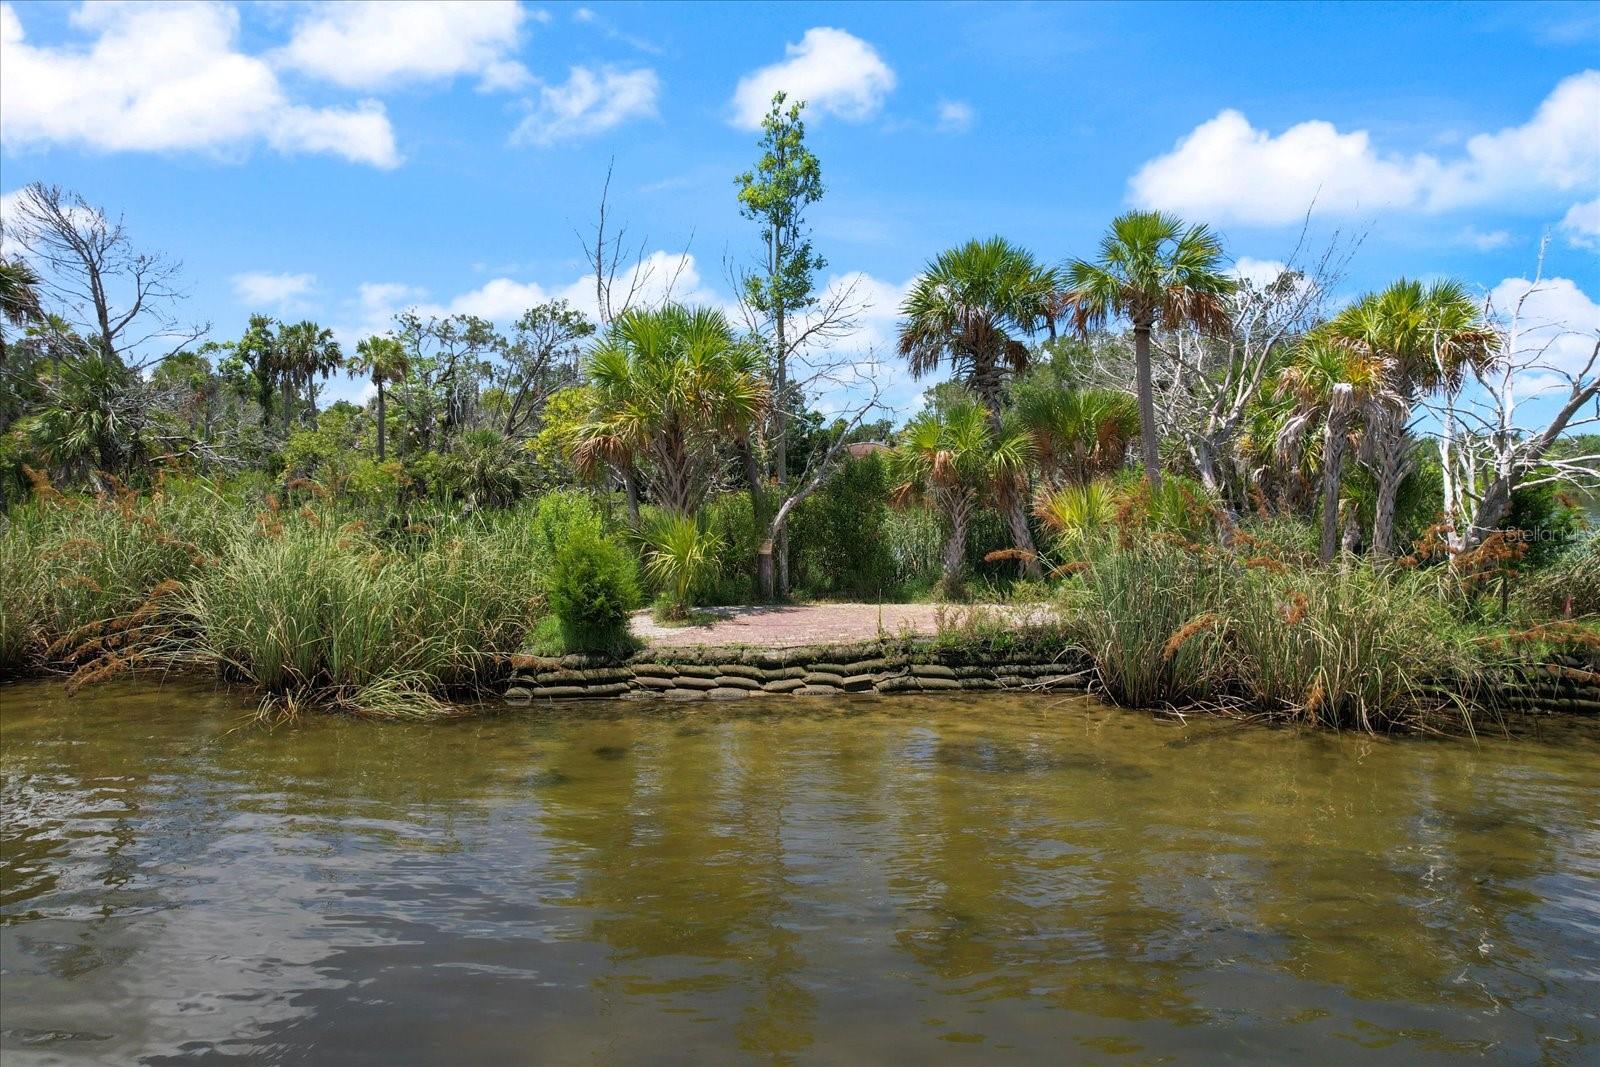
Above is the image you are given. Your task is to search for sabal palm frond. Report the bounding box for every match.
[897,237,1058,397]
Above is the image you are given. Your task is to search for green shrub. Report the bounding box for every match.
[700,492,759,605]
[525,489,607,577]
[881,506,944,595]
[640,512,722,618]
[547,529,640,652]
[789,454,899,599]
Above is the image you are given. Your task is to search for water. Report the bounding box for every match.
[2,680,1597,1065]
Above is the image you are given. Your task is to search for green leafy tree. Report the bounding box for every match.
[898,237,1058,576]
[736,91,829,596]
[1065,211,1235,489]
[493,301,591,441]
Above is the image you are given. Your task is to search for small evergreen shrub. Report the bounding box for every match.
[547,529,641,652]
[789,454,898,599]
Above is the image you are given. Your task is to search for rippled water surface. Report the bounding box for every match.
[2,680,1598,1064]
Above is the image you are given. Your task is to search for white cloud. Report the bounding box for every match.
[1129,70,1600,225]
[935,99,975,134]
[511,66,659,146]
[1489,275,1600,386]
[277,1,532,92]
[1560,198,1600,249]
[346,251,716,341]
[730,27,896,129]
[791,271,919,415]
[231,271,316,309]
[1229,257,1290,289]
[0,1,399,168]
[1457,227,1514,251]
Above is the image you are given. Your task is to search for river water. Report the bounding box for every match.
[2,680,1597,1064]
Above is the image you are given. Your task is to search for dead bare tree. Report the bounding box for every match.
[8,183,206,370]
[1154,215,1363,507]
[1429,238,1600,552]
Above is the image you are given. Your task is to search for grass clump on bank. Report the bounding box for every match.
[2,482,551,719]
[1061,529,1487,731]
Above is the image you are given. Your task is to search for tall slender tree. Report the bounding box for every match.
[736,91,829,597]
[350,335,409,461]
[1064,211,1235,489]
[898,237,1058,577]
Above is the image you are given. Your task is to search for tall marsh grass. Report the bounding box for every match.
[1062,533,1484,730]
[3,486,546,718]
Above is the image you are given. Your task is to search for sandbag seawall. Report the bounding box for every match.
[502,639,1093,704]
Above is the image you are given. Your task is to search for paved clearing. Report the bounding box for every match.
[631,602,1051,649]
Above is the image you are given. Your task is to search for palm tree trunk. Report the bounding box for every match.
[1003,490,1042,579]
[942,497,971,592]
[1319,414,1346,563]
[1369,410,1408,557]
[375,381,387,461]
[622,465,641,527]
[1133,323,1162,489]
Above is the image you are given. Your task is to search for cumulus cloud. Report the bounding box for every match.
[1489,275,1600,389]
[1560,198,1600,249]
[730,27,895,129]
[935,99,975,134]
[511,66,659,146]
[277,1,532,92]
[1129,70,1600,225]
[1457,227,1514,251]
[1229,257,1290,289]
[232,271,316,309]
[0,1,399,168]
[347,252,717,340]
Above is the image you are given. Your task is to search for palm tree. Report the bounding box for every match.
[350,334,409,461]
[1325,279,1497,556]
[1011,372,1140,488]
[898,237,1058,577]
[0,258,45,369]
[1064,211,1235,489]
[1277,338,1388,562]
[888,391,1032,592]
[276,321,343,432]
[575,305,768,517]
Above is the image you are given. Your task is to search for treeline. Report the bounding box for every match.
[2,92,1598,725]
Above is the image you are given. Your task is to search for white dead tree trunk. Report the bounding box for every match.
[1155,218,1360,508]
[1429,244,1599,552]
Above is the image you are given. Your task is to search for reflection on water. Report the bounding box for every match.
[2,679,1597,1064]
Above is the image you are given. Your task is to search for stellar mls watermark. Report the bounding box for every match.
[1486,526,1586,544]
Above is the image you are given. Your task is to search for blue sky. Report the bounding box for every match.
[2,0,1596,417]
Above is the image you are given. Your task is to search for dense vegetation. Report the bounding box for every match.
[1,92,1596,729]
